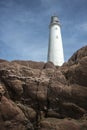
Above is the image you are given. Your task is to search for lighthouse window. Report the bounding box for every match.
[55,27,57,30]
[56,36,58,38]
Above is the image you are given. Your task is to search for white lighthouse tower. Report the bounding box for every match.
[47,16,64,66]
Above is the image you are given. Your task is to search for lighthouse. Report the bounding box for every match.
[47,16,64,66]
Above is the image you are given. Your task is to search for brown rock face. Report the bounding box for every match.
[68,46,87,65]
[0,96,33,130]
[0,46,87,130]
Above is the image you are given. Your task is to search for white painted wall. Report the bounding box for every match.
[48,24,64,66]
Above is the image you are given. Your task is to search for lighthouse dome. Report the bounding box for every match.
[50,16,60,26]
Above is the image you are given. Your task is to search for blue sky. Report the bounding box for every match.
[0,0,87,62]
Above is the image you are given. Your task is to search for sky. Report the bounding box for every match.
[0,0,87,62]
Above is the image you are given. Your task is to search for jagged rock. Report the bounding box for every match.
[68,45,87,65]
[64,55,87,87]
[0,96,33,130]
[17,103,36,122]
[4,79,24,100]
[0,46,87,130]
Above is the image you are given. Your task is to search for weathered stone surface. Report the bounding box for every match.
[0,96,33,130]
[0,46,87,130]
[17,103,36,122]
[64,57,87,86]
[43,62,56,69]
[39,118,87,130]
[68,45,87,65]
[12,60,45,69]
[0,59,8,63]
[0,84,5,96]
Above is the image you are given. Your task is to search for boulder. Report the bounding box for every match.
[0,96,33,130]
[0,46,87,129]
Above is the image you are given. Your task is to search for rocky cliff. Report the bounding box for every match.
[0,46,87,130]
